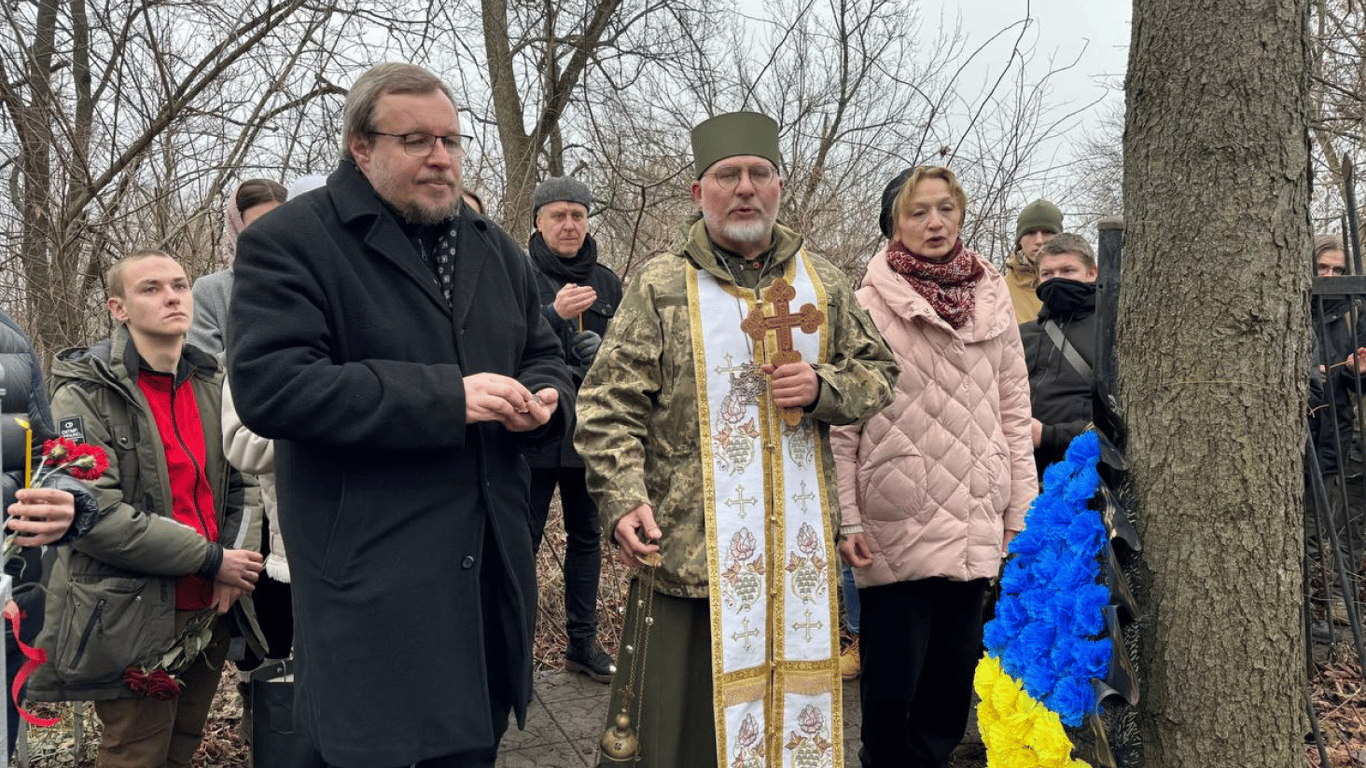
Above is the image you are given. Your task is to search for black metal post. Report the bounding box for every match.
[1346,157,1363,277]
[1095,218,1124,437]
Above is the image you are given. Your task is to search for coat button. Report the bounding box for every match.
[462,555,475,569]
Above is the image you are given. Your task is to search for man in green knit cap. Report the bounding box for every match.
[576,111,897,768]
[1003,198,1064,324]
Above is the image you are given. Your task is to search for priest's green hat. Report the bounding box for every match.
[691,112,782,179]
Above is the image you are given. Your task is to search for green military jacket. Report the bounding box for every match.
[575,220,898,598]
[1003,251,1042,325]
[28,324,263,702]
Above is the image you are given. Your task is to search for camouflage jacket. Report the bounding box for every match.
[574,220,898,598]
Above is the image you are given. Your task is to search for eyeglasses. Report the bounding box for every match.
[704,164,778,189]
[369,131,473,157]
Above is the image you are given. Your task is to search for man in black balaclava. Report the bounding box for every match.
[1018,233,1099,477]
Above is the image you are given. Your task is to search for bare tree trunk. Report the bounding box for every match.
[480,0,624,241]
[17,0,59,352]
[1121,1,1310,766]
[481,0,536,240]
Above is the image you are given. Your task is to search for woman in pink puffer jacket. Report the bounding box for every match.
[831,166,1036,768]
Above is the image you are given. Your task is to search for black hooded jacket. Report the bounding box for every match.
[1310,296,1366,475]
[0,310,99,642]
[1019,290,1098,477]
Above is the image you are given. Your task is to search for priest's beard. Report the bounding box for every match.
[705,211,773,249]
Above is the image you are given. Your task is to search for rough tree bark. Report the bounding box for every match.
[1121,0,1310,766]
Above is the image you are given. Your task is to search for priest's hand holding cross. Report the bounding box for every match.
[741,277,826,424]
[761,362,818,408]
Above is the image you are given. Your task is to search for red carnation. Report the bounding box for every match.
[123,667,182,700]
[41,438,77,466]
[66,444,109,481]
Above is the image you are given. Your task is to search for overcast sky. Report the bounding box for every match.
[923,0,1131,129]
[908,0,1131,207]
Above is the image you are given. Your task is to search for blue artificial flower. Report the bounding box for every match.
[1000,557,1030,594]
[1041,460,1075,495]
[1047,676,1094,727]
[1022,653,1061,702]
[1064,430,1101,466]
[1030,547,1066,590]
[1070,584,1109,637]
[1052,557,1097,594]
[981,430,1115,736]
[995,594,1030,635]
[1014,620,1057,670]
[1069,637,1114,680]
[1064,511,1106,558]
[1063,461,1101,506]
[1010,526,1047,558]
[983,619,1011,657]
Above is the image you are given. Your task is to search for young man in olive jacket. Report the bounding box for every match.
[28,250,265,768]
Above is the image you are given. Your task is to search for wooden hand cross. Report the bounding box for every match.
[740,277,826,426]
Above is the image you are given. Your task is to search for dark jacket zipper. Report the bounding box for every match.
[168,382,215,540]
[70,597,106,667]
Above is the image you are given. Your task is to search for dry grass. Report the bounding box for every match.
[531,502,631,669]
[18,663,248,768]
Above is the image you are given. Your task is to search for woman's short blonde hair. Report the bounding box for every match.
[891,166,969,229]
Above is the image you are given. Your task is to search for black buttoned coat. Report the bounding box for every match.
[228,162,573,767]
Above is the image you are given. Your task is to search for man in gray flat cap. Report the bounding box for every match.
[524,175,621,683]
[576,111,897,768]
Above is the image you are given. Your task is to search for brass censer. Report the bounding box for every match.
[599,552,662,763]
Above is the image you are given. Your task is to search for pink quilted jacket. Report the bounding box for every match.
[831,245,1037,587]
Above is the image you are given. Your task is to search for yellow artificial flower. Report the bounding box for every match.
[973,656,1093,768]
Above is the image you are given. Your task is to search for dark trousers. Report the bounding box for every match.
[1308,471,1366,573]
[308,746,502,768]
[528,467,602,645]
[245,515,295,667]
[858,577,989,768]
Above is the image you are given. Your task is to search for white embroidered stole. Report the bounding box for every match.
[688,250,842,768]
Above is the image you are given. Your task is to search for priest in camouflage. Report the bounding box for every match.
[575,111,897,768]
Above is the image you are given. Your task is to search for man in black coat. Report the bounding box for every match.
[523,176,621,682]
[1019,233,1099,477]
[227,63,574,768]
[1308,235,1366,571]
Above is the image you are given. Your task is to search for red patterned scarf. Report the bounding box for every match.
[884,239,984,329]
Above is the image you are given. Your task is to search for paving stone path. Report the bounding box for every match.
[497,673,866,767]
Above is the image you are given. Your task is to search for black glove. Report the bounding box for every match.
[570,331,603,366]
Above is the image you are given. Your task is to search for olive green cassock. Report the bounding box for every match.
[574,218,898,767]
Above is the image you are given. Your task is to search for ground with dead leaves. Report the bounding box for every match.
[14,508,1366,767]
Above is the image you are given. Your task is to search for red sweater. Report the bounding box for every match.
[138,368,219,610]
